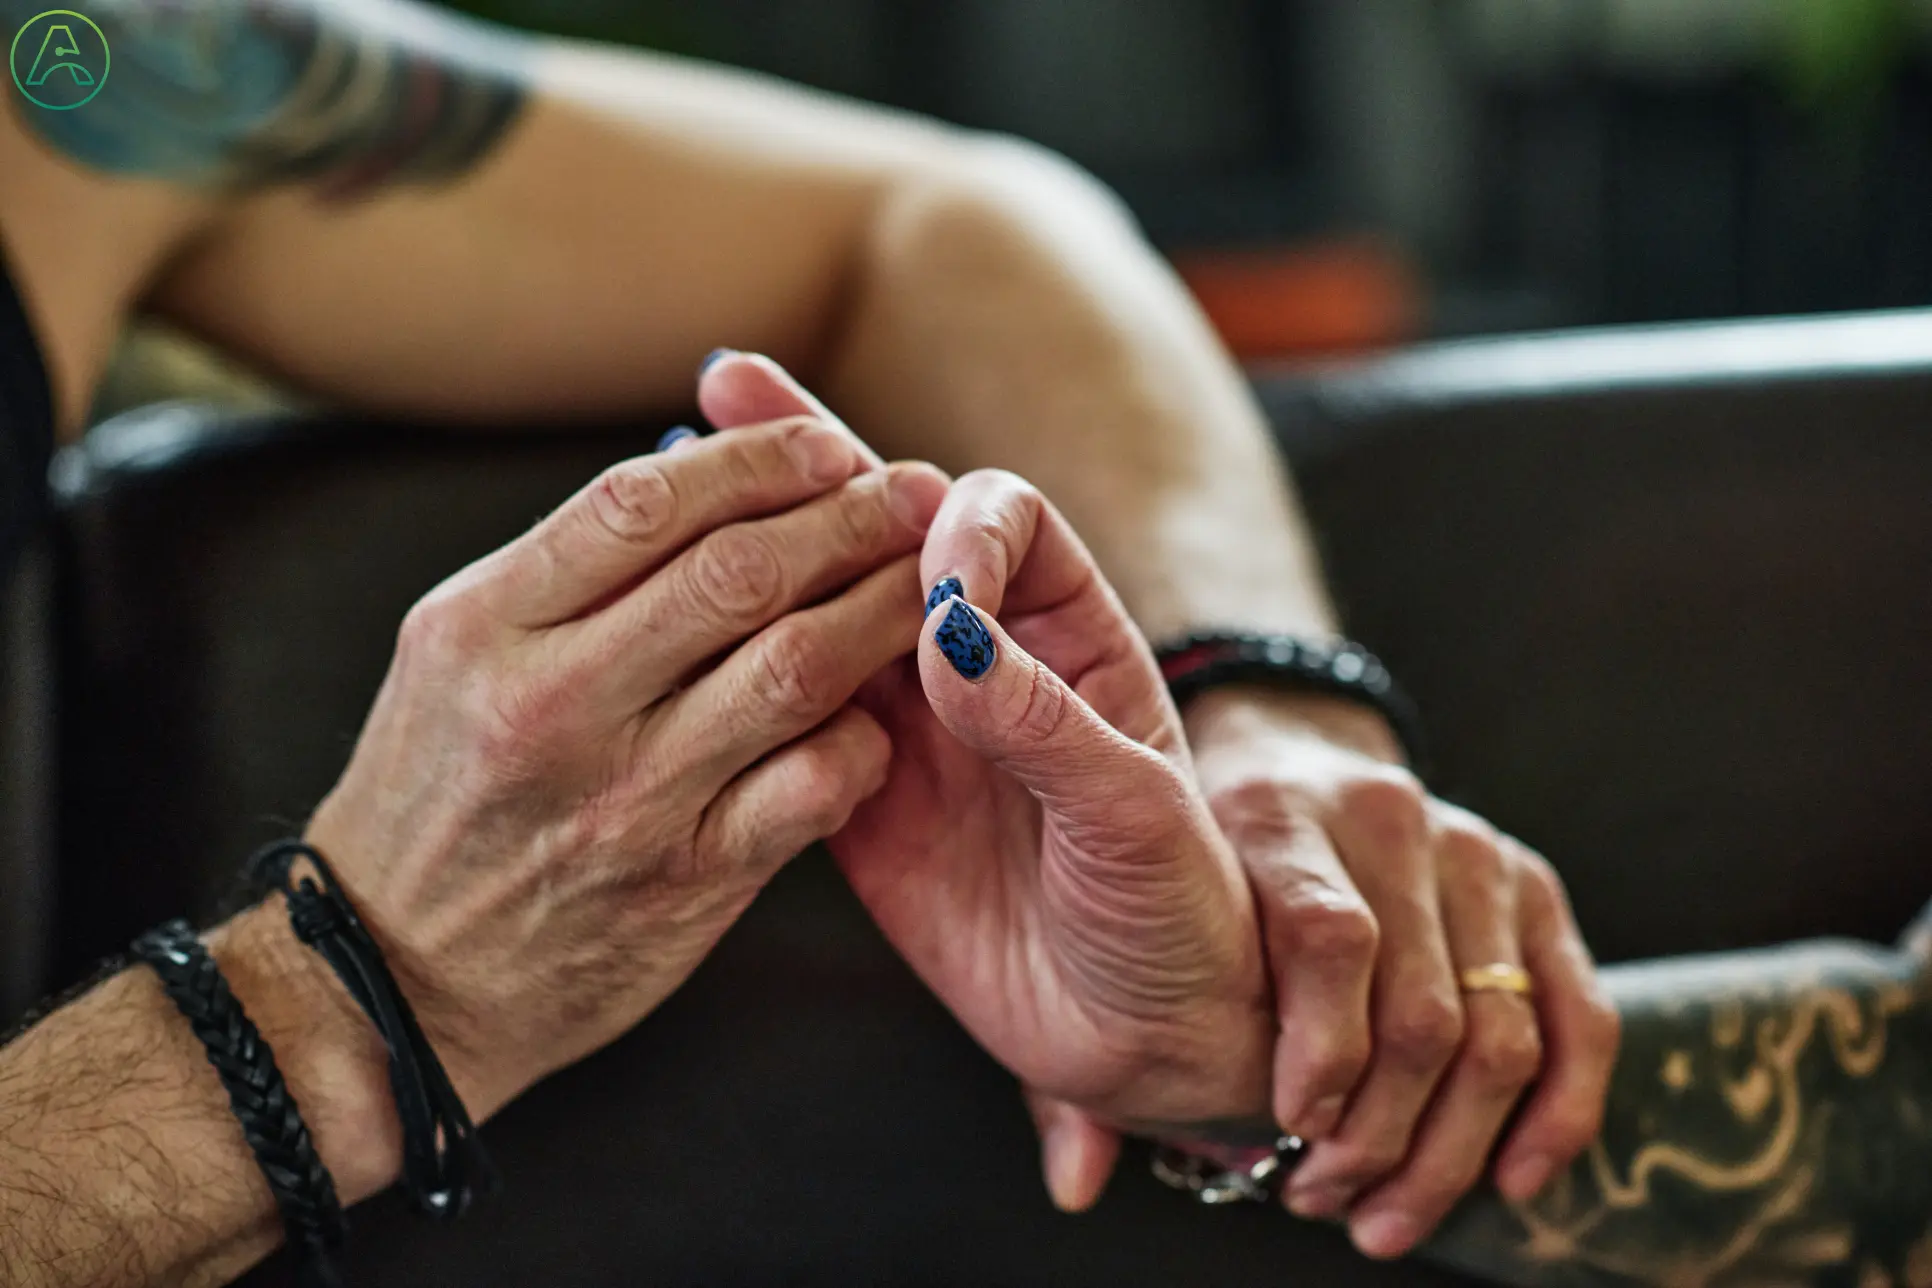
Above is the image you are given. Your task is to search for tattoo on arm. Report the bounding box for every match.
[1418,912,1932,1288]
[4,0,530,197]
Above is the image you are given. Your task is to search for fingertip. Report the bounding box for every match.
[1496,1150,1556,1203]
[699,347,738,377]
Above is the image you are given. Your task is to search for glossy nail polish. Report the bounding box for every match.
[656,425,701,453]
[699,347,737,375]
[925,575,964,616]
[933,597,995,680]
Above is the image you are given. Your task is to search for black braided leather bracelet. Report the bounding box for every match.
[245,839,498,1223]
[1154,631,1431,781]
[129,919,347,1288]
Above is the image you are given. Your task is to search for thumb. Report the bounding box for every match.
[919,593,1173,822]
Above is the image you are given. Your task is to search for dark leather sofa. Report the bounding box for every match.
[5,310,1931,1286]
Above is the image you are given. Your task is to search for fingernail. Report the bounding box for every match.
[1499,1152,1554,1200]
[933,597,995,681]
[656,424,700,453]
[785,424,852,483]
[1352,1210,1422,1260]
[699,347,736,376]
[1286,1183,1352,1220]
[925,575,964,616]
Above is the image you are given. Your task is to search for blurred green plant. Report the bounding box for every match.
[1772,0,1910,114]
[444,0,704,55]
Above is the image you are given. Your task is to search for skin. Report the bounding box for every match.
[1424,909,1932,1288]
[4,354,1929,1288]
[703,365,1932,1288]
[0,0,1614,1258]
[0,410,952,1287]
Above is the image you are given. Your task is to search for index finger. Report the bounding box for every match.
[474,417,860,629]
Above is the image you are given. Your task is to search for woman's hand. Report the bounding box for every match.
[301,411,950,1154]
[1180,690,1619,1257]
[698,353,1273,1200]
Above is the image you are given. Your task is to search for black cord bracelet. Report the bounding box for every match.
[129,920,347,1288]
[1154,631,1431,781]
[245,839,499,1223]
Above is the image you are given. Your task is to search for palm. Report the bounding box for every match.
[833,610,1273,1125]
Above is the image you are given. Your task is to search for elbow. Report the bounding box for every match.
[867,132,1141,277]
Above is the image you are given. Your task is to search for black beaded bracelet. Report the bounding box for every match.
[1153,631,1430,780]
[130,920,347,1288]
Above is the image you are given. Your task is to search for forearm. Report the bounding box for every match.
[1414,932,1932,1288]
[0,905,397,1288]
[821,145,1337,643]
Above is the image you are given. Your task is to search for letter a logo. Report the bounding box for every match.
[10,11,110,110]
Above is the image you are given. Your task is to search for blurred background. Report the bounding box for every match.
[443,0,1932,359]
[100,0,1932,409]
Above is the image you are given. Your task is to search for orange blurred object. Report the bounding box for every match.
[1172,236,1422,362]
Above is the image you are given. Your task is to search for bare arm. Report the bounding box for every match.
[0,904,397,1288]
[1,0,1330,642]
[1415,904,1932,1288]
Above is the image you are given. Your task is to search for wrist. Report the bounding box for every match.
[205,902,401,1205]
[1181,683,1407,768]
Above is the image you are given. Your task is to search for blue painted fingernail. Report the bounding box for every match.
[699,348,736,375]
[933,597,995,680]
[656,424,701,453]
[925,576,964,616]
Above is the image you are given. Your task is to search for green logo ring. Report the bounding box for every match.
[10,10,110,111]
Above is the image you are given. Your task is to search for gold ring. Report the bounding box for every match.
[1459,963,1533,996]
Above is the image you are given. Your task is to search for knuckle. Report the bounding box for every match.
[1207,778,1310,848]
[1516,847,1569,912]
[1278,891,1380,967]
[588,460,678,544]
[1381,992,1465,1069]
[752,621,839,721]
[1301,1027,1375,1090]
[1438,819,1507,883]
[690,527,788,621]
[1467,1019,1544,1088]
[396,590,484,666]
[1009,664,1072,748]
[827,474,893,553]
[1338,770,1429,850]
[742,417,816,486]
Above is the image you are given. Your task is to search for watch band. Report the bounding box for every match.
[1153,631,1429,780]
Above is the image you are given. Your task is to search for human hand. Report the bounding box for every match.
[695,356,1275,1199]
[295,409,950,1186]
[1179,687,1620,1257]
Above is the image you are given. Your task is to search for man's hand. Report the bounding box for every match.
[0,417,951,1288]
[305,418,949,1127]
[1181,689,1620,1258]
